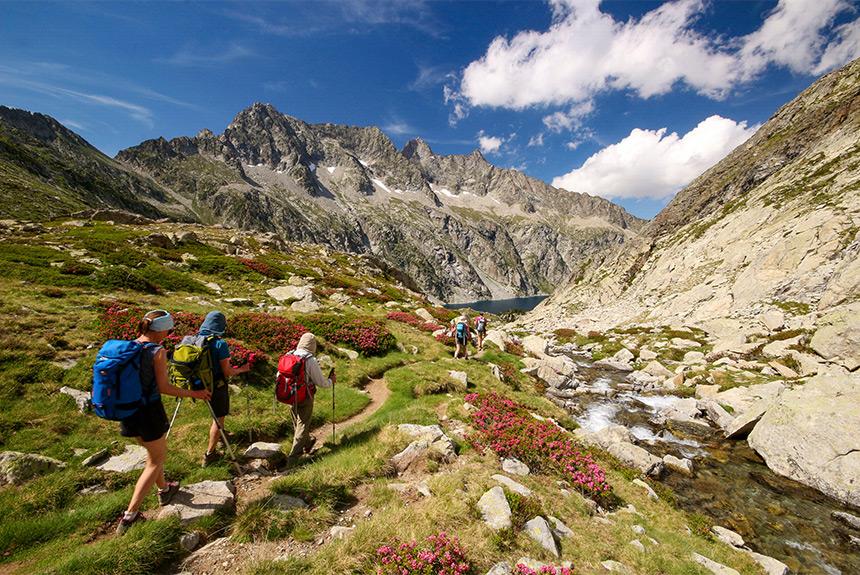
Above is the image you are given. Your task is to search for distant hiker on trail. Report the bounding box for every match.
[474,313,488,351]
[279,332,333,461]
[193,311,251,466]
[454,314,471,360]
[114,310,211,535]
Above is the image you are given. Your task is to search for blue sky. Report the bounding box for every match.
[1,0,858,219]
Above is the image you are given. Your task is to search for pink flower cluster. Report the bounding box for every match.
[376,532,471,575]
[225,339,268,368]
[465,392,611,501]
[515,564,573,574]
[387,311,445,333]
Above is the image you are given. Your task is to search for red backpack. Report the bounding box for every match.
[275,353,313,405]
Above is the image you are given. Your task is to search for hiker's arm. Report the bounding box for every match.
[307,358,332,388]
[219,357,251,378]
[153,349,210,400]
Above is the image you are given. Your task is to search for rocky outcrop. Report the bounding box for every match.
[524,58,860,337]
[747,373,860,507]
[0,451,65,485]
[157,480,236,525]
[478,486,512,530]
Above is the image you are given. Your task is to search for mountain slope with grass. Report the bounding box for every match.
[114,103,642,302]
[0,215,771,575]
[0,106,193,221]
[525,57,860,363]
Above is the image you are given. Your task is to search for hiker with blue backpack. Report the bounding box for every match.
[92,309,211,535]
[474,314,488,351]
[453,314,471,360]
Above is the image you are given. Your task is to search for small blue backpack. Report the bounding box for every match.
[456,322,467,338]
[91,340,157,421]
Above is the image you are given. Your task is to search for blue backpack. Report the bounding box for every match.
[456,322,467,338]
[91,340,157,421]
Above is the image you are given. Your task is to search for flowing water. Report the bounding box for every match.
[566,359,859,575]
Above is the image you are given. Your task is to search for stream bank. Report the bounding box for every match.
[565,360,859,575]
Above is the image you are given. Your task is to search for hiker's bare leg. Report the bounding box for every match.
[127,436,167,512]
[207,416,225,453]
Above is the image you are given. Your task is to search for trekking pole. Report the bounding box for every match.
[331,378,336,443]
[205,400,242,474]
[166,398,182,439]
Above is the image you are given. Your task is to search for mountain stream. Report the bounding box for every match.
[565,359,859,575]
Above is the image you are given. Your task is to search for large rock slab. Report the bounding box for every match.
[157,480,236,525]
[724,401,771,439]
[748,373,860,507]
[502,457,530,476]
[266,285,312,303]
[810,303,860,370]
[715,381,785,414]
[574,424,634,449]
[59,386,91,412]
[524,516,559,557]
[522,335,548,358]
[606,442,663,476]
[477,486,512,530]
[0,451,65,486]
[691,553,740,575]
[95,444,147,473]
[391,424,457,474]
[492,474,532,496]
[746,551,789,575]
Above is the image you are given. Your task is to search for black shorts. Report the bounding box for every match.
[210,383,230,418]
[120,399,169,442]
[456,334,468,346]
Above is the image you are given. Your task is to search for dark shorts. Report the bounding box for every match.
[120,399,169,442]
[456,334,468,346]
[210,383,230,418]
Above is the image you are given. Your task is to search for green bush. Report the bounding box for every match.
[190,255,257,278]
[141,262,209,293]
[94,266,159,293]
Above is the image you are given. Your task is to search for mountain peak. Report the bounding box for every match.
[402,138,434,161]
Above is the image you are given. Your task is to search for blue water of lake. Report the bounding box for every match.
[444,295,547,314]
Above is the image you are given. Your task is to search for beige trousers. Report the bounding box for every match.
[288,396,314,457]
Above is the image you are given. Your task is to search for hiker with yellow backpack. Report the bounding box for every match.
[168,311,250,466]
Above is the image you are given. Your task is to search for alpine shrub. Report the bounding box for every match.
[465,392,611,502]
[228,313,308,354]
[376,531,471,575]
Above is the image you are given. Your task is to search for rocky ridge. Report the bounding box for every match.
[525,57,860,352]
[113,103,641,302]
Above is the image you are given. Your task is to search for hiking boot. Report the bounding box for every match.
[202,450,220,467]
[158,481,180,506]
[302,436,317,454]
[116,511,145,536]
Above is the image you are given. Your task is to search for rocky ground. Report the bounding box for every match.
[0,214,810,575]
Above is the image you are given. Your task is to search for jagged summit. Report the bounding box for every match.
[401,137,434,161]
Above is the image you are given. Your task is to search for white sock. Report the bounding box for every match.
[123,510,138,521]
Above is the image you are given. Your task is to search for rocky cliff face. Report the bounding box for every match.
[0,106,190,221]
[527,57,860,352]
[115,104,642,302]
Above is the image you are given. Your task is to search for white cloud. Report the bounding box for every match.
[565,139,583,150]
[161,43,254,66]
[451,0,860,115]
[382,121,417,136]
[528,132,545,147]
[477,131,505,154]
[814,17,860,73]
[552,115,758,199]
[543,100,594,132]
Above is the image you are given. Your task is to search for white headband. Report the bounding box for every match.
[149,312,174,332]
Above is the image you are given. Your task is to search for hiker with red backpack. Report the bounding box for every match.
[276,332,333,460]
[92,310,211,535]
